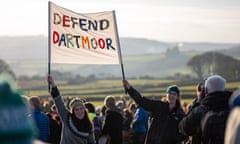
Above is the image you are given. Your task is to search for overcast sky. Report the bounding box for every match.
[1,0,240,43]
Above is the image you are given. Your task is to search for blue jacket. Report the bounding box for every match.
[32,107,50,142]
[132,107,148,133]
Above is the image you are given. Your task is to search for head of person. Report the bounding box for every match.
[129,103,137,114]
[229,89,240,110]
[69,98,86,120]
[116,100,125,110]
[0,82,35,144]
[166,85,181,107]
[104,95,116,109]
[204,75,226,95]
[195,80,206,102]
[84,102,96,120]
[29,96,41,110]
[84,102,95,114]
[95,106,102,116]
[196,82,204,96]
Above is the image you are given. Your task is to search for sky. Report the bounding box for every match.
[1,0,240,43]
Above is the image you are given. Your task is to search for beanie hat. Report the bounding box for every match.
[0,82,35,143]
[166,85,180,96]
[69,98,85,113]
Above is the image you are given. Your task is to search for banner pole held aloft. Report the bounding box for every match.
[113,11,127,93]
[48,1,51,92]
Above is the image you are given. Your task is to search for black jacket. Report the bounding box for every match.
[101,107,123,144]
[178,91,232,144]
[127,87,186,144]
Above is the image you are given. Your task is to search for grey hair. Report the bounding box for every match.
[205,75,226,94]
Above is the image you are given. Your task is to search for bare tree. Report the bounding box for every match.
[187,52,240,80]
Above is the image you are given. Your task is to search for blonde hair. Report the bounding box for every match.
[104,95,116,108]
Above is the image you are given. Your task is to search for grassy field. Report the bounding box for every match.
[18,78,240,107]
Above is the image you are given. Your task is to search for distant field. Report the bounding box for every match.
[18,78,240,107]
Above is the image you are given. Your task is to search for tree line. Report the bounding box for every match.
[0,51,239,82]
[187,51,240,80]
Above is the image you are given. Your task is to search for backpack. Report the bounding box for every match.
[201,109,230,144]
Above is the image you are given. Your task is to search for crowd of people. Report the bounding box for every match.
[0,74,240,144]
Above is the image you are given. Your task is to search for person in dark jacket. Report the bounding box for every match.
[179,75,232,144]
[183,82,206,144]
[101,95,123,144]
[122,80,186,144]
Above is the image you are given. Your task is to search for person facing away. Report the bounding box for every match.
[101,95,123,144]
[183,81,206,144]
[47,75,95,144]
[122,80,186,144]
[131,104,149,144]
[178,75,232,144]
[29,96,50,142]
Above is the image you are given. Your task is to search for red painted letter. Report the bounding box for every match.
[62,15,70,27]
[53,31,60,44]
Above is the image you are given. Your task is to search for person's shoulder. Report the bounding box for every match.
[192,105,208,114]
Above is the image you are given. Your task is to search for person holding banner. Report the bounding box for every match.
[122,80,187,144]
[47,75,95,144]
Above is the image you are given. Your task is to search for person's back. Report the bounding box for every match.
[201,107,230,144]
[30,96,50,142]
[101,96,123,144]
[132,106,149,144]
[179,75,232,144]
[200,75,231,144]
[46,113,62,144]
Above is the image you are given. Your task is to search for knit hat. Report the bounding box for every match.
[0,82,35,143]
[166,85,180,96]
[69,98,85,113]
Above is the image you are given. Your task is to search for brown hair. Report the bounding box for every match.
[29,96,41,108]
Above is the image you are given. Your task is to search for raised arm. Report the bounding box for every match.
[47,75,59,97]
[47,75,69,121]
[122,80,159,112]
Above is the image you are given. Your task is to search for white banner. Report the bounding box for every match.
[49,2,121,64]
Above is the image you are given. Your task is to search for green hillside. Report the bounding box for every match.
[19,78,240,107]
[6,51,196,78]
